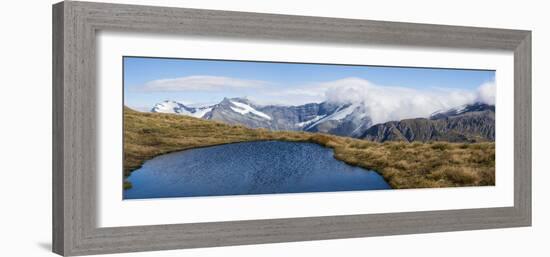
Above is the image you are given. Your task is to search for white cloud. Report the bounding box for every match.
[319,77,493,124]
[141,75,267,92]
[476,82,496,105]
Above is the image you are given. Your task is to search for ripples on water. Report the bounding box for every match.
[124,141,390,199]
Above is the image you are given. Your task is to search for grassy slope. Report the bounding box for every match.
[124,107,495,189]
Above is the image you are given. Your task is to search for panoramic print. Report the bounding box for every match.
[123,57,496,199]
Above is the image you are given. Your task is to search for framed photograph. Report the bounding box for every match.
[52,1,531,256]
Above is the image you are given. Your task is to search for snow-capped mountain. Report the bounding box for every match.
[302,103,372,137]
[150,97,373,137]
[202,97,275,129]
[430,102,495,120]
[151,100,213,118]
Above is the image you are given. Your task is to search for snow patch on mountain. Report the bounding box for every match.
[229,101,272,120]
[429,102,495,120]
[431,104,468,117]
[327,104,358,121]
[430,104,468,117]
[296,115,326,127]
[306,104,357,129]
[151,100,212,118]
[454,105,468,114]
[192,107,213,118]
[151,101,182,113]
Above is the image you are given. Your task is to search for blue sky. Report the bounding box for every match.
[123,56,495,110]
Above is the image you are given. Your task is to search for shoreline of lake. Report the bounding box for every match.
[124,141,391,199]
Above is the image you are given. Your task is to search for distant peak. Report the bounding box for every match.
[230,96,249,101]
[222,96,253,105]
[155,100,185,107]
[430,102,495,120]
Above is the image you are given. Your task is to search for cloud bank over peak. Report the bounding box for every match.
[321,77,495,124]
[136,75,495,125]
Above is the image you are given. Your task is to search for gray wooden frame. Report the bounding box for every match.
[52,1,531,256]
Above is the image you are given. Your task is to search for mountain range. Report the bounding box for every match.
[150,98,495,142]
[361,102,495,142]
[151,97,373,137]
